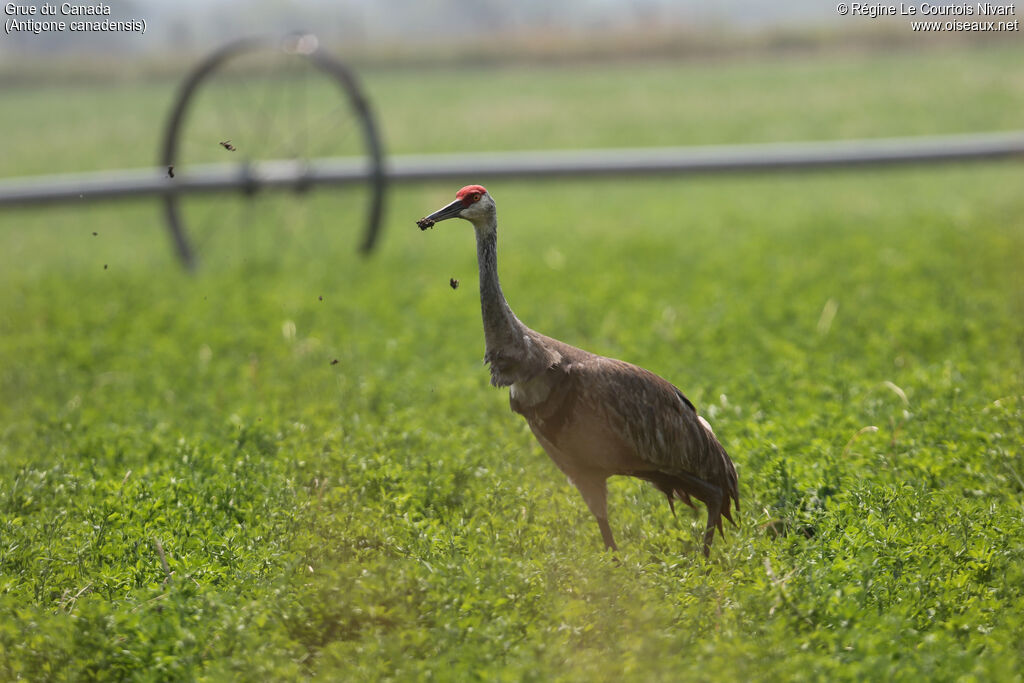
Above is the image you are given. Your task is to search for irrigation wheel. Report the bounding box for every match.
[160,34,386,269]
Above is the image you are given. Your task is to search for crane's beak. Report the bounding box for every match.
[417,199,464,230]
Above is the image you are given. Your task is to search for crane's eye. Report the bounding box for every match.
[472,193,482,202]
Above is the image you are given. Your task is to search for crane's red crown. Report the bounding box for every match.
[456,185,488,206]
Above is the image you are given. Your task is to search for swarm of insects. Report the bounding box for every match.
[167,165,175,178]
[450,278,459,290]
[330,359,339,366]
[416,217,435,230]
[219,140,236,152]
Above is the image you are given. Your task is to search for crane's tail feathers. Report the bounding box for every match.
[634,420,740,556]
[674,489,697,510]
[715,438,740,526]
[642,473,698,517]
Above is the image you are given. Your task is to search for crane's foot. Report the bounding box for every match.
[598,517,618,552]
[702,527,716,558]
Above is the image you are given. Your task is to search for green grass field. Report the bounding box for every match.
[2,45,1024,680]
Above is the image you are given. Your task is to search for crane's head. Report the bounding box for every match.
[417,185,494,231]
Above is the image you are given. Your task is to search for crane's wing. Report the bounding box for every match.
[571,357,739,522]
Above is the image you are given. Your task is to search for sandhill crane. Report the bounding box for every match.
[417,185,739,557]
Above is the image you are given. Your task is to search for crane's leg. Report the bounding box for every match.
[673,472,724,558]
[571,474,617,551]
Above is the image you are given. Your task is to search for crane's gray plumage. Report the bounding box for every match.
[418,185,739,556]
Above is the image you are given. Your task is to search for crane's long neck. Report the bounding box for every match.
[474,218,526,357]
